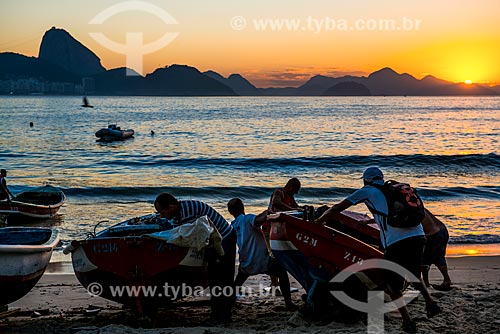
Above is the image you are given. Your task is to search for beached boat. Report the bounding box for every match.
[95,124,134,141]
[269,211,384,314]
[0,227,60,306]
[0,185,66,221]
[67,214,210,312]
[324,210,381,247]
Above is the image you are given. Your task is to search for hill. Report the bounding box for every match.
[38,27,106,77]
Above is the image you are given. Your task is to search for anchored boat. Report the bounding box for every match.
[95,124,134,142]
[0,227,59,306]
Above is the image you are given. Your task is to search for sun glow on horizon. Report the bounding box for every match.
[0,1,499,87]
[464,79,473,84]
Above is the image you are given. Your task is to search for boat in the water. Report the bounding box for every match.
[95,124,134,142]
[0,227,59,306]
[0,185,66,222]
[269,210,384,316]
[66,214,211,313]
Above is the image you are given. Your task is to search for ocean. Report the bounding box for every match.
[1,95,499,257]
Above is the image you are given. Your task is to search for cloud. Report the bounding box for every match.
[241,67,370,88]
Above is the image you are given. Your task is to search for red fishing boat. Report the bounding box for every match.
[0,185,66,222]
[325,210,381,248]
[269,210,384,316]
[66,214,210,313]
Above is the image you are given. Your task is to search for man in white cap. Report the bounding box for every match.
[316,167,440,333]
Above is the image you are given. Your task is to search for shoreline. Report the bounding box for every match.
[446,243,500,257]
[46,243,500,275]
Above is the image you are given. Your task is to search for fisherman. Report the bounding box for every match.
[0,169,14,201]
[265,177,302,288]
[316,167,441,333]
[154,193,236,324]
[421,208,452,290]
[227,198,297,310]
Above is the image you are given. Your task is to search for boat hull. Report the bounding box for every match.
[95,127,134,141]
[270,213,384,291]
[0,227,59,305]
[0,185,65,220]
[71,236,208,307]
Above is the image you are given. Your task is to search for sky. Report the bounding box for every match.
[1,0,499,87]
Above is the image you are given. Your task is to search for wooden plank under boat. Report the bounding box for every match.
[0,185,66,221]
[0,227,59,306]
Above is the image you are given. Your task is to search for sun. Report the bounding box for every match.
[464,79,473,84]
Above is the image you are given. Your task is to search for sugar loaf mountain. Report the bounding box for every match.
[1,27,499,96]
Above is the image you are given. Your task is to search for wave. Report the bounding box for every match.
[449,235,500,244]
[94,153,500,170]
[36,185,499,201]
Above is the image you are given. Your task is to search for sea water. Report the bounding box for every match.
[1,96,499,256]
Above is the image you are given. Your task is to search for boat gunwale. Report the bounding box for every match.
[0,227,60,253]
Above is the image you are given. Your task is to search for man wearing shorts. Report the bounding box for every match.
[316,167,441,333]
[421,209,452,290]
[227,198,296,310]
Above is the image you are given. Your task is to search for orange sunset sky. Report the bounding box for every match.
[1,0,499,87]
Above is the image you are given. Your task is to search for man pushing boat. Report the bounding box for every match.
[316,167,441,333]
[154,193,236,324]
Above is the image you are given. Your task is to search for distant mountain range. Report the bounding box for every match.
[1,27,499,96]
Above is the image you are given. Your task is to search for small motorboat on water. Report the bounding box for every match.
[0,227,59,306]
[0,185,66,222]
[95,124,134,142]
[66,214,214,313]
[269,210,384,316]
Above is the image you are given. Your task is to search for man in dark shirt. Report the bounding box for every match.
[0,169,14,201]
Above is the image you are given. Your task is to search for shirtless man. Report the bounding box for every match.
[421,209,452,290]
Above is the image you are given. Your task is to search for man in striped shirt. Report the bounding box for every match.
[154,193,236,324]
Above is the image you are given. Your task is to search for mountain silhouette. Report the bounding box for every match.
[366,67,421,95]
[38,27,106,76]
[144,65,236,96]
[0,27,498,96]
[90,65,236,96]
[0,52,79,82]
[204,71,261,95]
[91,67,144,95]
[322,81,371,96]
[294,68,497,96]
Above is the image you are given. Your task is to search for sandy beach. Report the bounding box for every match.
[1,255,499,334]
